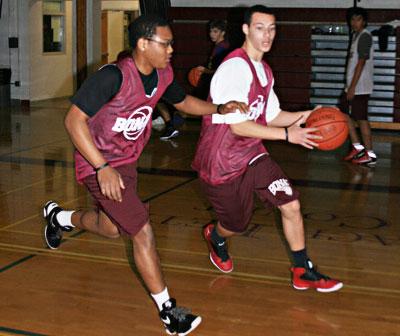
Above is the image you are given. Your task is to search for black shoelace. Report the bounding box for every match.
[302,266,331,281]
[212,240,229,262]
[167,306,192,322]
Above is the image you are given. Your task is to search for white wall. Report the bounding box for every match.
[0,0,30,100]
[86,0,102,74]
[102,0,138,11]
[170,0,400,9]
[30,0,73,101]
[107,11,125,63]
[0,0,10,67]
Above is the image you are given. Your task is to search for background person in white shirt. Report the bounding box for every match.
[341,7,377,166]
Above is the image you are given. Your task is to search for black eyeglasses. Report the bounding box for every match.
[146,38,174,49]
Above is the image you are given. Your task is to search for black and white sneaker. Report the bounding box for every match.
[160,126,179,141]
[43,201,73,250]
[159,298,202,336]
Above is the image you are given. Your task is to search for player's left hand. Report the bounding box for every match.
[219,101,248,114]
[301,105,322,123]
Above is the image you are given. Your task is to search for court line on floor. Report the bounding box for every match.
[2,228,400,277]
[0,177,197,270]
[0,139,70,159]
[0,196,89,231]
[0,327,47,336]
[1,154,399,194]
[1,243,399,299]
[0,172,71,197]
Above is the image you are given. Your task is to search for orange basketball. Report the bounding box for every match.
[305,107,349,151]
[188,67,203,87]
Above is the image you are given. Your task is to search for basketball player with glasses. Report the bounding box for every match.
[42,14,247,336]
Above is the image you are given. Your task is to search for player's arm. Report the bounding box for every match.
[65,66,125,202]
[65,105,125,202]
[268,105,323,127]
[230,104,322,149]
[211,59,318,148]
[230,120,320,149]
[174,94,248,116]
[65,105,106,170]
[162,79,248,116]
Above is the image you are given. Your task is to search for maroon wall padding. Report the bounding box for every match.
[394,28,400,122]
[169,6,399,112]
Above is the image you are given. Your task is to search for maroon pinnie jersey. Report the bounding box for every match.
[192,48,274,185]
[74,57,173,183]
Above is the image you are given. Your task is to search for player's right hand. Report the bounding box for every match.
[219,101,249,114]
[287,124,322,149]
[96,166,125,202]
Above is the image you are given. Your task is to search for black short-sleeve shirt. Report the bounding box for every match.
[70,64,186,117]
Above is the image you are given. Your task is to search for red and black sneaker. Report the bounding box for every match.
[291,260,343,293]
[343,146,364,161]
[203,223,233,273]
[351,151,377,167]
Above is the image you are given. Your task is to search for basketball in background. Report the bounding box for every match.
[188,67,203,87]
[305,107,349,151]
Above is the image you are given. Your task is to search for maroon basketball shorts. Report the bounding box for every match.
[339,92,370,121]
[200,154,300,233]
[83,162,149,237]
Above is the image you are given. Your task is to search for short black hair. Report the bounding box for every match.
[209,19,227,32]
[243,5,275,25]
[347,6,368,26]
[128,14,170,48]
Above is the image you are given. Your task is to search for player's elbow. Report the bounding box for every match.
[64,111,80,137]
[64,105,88,134]
[64,112,73,133]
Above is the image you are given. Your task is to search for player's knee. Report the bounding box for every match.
[106,230,120,239]
[102,225,120,239]
[278,199,301,215]
[132,222,155,249]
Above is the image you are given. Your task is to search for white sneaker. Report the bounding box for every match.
[152,116,165,131]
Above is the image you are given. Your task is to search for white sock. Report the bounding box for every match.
[56,211,75,228]
[367,150,377,158]
[151,287,170,311]
[353,143,364,151]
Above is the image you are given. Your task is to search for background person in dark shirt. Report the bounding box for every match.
[42,14,246,336]
[194,19,231,100]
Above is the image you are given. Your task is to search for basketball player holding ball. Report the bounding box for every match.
[193,5,343,292]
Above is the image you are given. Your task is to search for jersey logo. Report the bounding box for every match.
[112,106,152,140]
[247,95,265,121]
[268,178,293,196]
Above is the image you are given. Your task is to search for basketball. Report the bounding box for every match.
[188,67,203,87]
[305,107,349,151]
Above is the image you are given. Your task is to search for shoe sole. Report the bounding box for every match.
[160,130,179,141]
[209,253,233,273]
[44,225,59,250]
[165,316,202,336]
[43,201,60,250]
[293,282,343,293]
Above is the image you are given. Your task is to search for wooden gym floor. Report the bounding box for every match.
[0,98,399,336]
